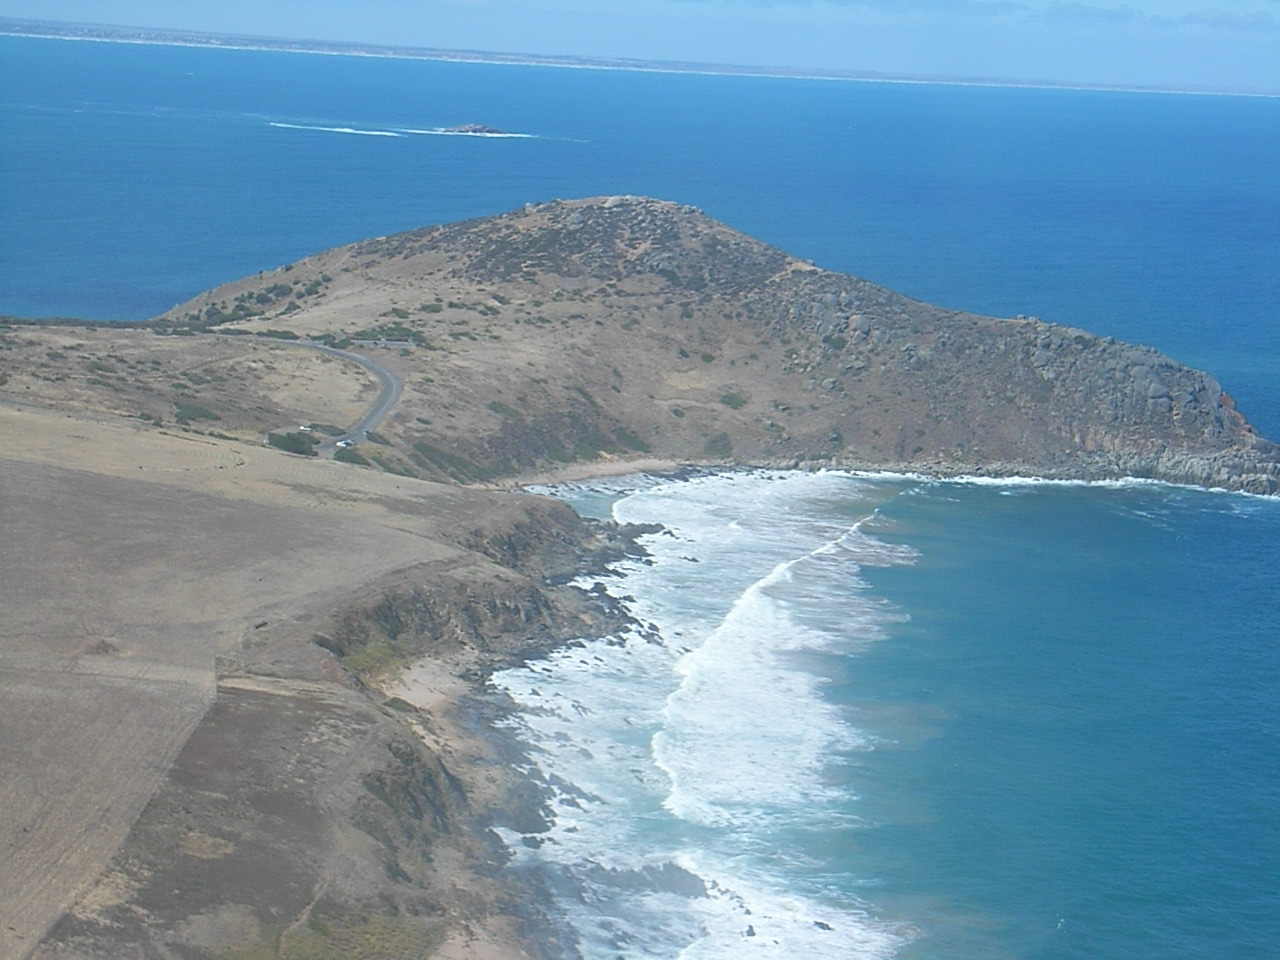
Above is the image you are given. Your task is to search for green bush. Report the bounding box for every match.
[614,427,650,453]
[704,432,733,458]
[719,392,747,410]
[333,447,369,465]
[488,400,521,419]
[175,403,220,422]
[268,432,318,456]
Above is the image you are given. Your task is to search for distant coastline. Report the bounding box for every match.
[3,16,1277,99]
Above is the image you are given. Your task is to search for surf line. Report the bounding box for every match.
[268,121,404,137]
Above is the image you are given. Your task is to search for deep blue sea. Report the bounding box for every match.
[2,35,1278,959]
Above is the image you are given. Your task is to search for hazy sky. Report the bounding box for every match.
[4,0,1279,92]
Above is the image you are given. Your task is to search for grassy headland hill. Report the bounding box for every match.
[2,196,1277,960]
[159,195,1279,494]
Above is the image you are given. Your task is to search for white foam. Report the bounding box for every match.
[492,470,917,958]
[268,120,404,136]
[654,566,855,827]
[397,127,535,138]
[674,850,905,960]
[644,484,915,831]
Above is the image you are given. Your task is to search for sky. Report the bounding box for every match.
[2,0,1278,93]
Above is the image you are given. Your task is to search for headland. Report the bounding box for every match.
[2,196,1276,959]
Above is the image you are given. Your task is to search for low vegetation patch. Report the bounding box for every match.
[487,399,522,419]
[704,432,733,458]
[268,431,319,456]
[350,322,431,347]
[175,403,220,423]
[333,447,369,466]
[614,427,650,453]
[411,441,481,481]
[215,914,443,960]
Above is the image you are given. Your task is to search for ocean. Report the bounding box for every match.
[2,34,1278,959]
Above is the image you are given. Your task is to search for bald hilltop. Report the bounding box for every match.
[160,195,1278,494]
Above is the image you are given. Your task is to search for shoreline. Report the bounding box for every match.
[3,21,1277,100]
[478,456,681,490]
[428,464,1280,959]
[379,659,568,960]
[482,453,1280,500]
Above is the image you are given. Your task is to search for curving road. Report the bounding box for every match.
[226,336,404,456]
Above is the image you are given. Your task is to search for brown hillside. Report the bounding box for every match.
[161,196,1278,493]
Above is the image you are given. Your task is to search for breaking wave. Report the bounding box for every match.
[492,471,918,958]
[268,120,404,137]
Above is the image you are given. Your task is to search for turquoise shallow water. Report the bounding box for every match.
[3,35,1278,957]
[502,474,1280,959]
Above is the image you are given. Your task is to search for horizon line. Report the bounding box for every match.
[2,15,1278,100]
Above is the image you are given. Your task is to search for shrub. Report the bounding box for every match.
[268,431,318,456]
[412,441,479,481]
[175,403,220,422]
[488,400,521,418]
[615,428,650,453]
[334,447,369,465]
[719,392,746,410]
[704,432,733,458]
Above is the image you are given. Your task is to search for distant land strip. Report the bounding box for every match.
[3,16,1277,99]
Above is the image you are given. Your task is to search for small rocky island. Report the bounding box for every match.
[441,123,513,135]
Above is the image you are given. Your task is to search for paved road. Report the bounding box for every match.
[223,336,404,456]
